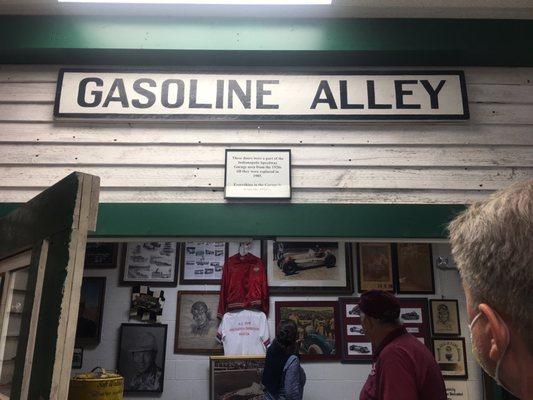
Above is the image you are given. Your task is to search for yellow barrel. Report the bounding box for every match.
[69,368,124,400]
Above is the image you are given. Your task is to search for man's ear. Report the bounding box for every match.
[478,303,509,362]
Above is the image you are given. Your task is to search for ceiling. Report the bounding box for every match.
[0,0,532,19]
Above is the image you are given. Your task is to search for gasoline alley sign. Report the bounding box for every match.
[54,69,468,121]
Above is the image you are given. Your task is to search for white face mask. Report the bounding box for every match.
[469,312,516,396]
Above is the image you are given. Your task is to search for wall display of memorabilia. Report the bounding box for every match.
[396,243,435,294]
[180,241,226,285]
[76,277,106,346]
[174,291,222,355]
[72,348,83,369]
[275,301,340,362]
[266,240,354,295]
[130,285,165,323]
[228,240,262,258]
[445,380,470,400]
[209,356,265,400]
[339,297,431,363]
[433,338,468,379]
[118,323,168,393]
[84,242,119,269]
[357,243,394,292]
[121,241,180,286]
[217,309,270,356]
[430,299,461,336]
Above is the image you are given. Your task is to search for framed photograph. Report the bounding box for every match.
[179,241,227,285]
[118,323,168,393]
[433,338,468,379]
[76,277,106,346]
[396,243,435,294]
[266,240,354,295]
[399,298,432,350]
[228,240,262,258]
[209,356,265,400]
[445,380,470,400]
[357,243,394,292]
[430,299,461,336]
[84,242,119,269]
[175,291,223,355]
[120,241,180,286]
[72,348,83,369]
[130,286,165,323]
[275,301,341,362]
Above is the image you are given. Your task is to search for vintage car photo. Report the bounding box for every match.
[274,241,338,276]
[210,356,265,400]
[400,308,422,323]
[347,343,372,355]
[347,325,364,336]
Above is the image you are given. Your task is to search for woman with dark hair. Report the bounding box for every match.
[262,320,306,400]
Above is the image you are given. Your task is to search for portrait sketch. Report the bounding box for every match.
[357,243,394,292]
[175,291,222,355]
[430,299,461,336]
[210,356,265,400]
[397,243,435,293]
[76,277,106,345]
[118,324,167,393]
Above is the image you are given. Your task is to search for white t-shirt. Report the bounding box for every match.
[217,309,270,356]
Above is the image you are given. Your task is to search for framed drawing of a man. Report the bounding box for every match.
[118,323,167,393]
[357,243,394,292]
[430,299,461,336]
[175,291,222,355]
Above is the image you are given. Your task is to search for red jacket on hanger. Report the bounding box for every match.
[217,253,269,318]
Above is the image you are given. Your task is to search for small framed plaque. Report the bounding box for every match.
[225,149,291,199]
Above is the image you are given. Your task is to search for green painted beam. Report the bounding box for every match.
[1,16,533,65]
[0,203,465,238]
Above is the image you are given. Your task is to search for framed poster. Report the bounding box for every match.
[339,297,372,363]
[118,323,168,393]
[72,348,83,369]
[430,299,461,336]
[275,301,341,362]
[84,242,119,269]
[396,243,435,294]
[357,243,394,292]
[445,381,469,400]
[175,291,223,355]
[266,240,353,295]
[209,356,265,400]
[180,242,227,285]
[399,298,432,349]
[225,149,291,199]
[76,277,106,346]
[120,241,180,286]
[433,338,468,379]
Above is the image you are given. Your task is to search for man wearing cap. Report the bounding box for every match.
[358,290,446,400]
[127,332,163,391]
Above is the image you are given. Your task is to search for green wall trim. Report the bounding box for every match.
[0,203,465,238]
[1,17,533,66]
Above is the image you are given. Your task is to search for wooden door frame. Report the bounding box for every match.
[0,172,99,400]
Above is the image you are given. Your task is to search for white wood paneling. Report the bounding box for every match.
[0,65,532,204]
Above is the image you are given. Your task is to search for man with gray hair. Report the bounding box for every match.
[448,179,532,399]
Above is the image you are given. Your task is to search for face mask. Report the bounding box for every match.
[469,311,516,396]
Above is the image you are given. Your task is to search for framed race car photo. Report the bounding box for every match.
[275,301,341,362]
[209,356,265,400]
[265,240,354,295]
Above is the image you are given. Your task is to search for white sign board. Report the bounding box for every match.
[224,150,291,199]
[445,381,469,400]
[54,69,468,121]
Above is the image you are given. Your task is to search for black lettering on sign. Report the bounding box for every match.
[102,79,129,108]
[228,80,252,109]
[367,80,392,109]
[161,79,185,108]
[311,80,337,109]
[339,80,364,109]
[395,80,421,109]
[77,77,103,107]
[216,79,224,109]
[257,80,279,109]
[132,78,156,109]
[189,79,212,109]
[421,79,446,109]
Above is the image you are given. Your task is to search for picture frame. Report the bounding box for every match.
[265,240,354,295]
[275,301,341,362]
[179,241,227,285]
[445,380,470,400]
[209,355,266,400]
[396,243,435,294]
[130,285,165,323]
[399,298,432,350]
[76,277,106,346]
[72,348,83,369]
[430,299,461,336]
[357,243,394,292]
[120,241,180,287]
[175,291,223,355]
[84,242,119,269]
[433,337,468,379]
[118,323,168,393]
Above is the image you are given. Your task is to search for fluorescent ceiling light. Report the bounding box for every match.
[58,0,332,4]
